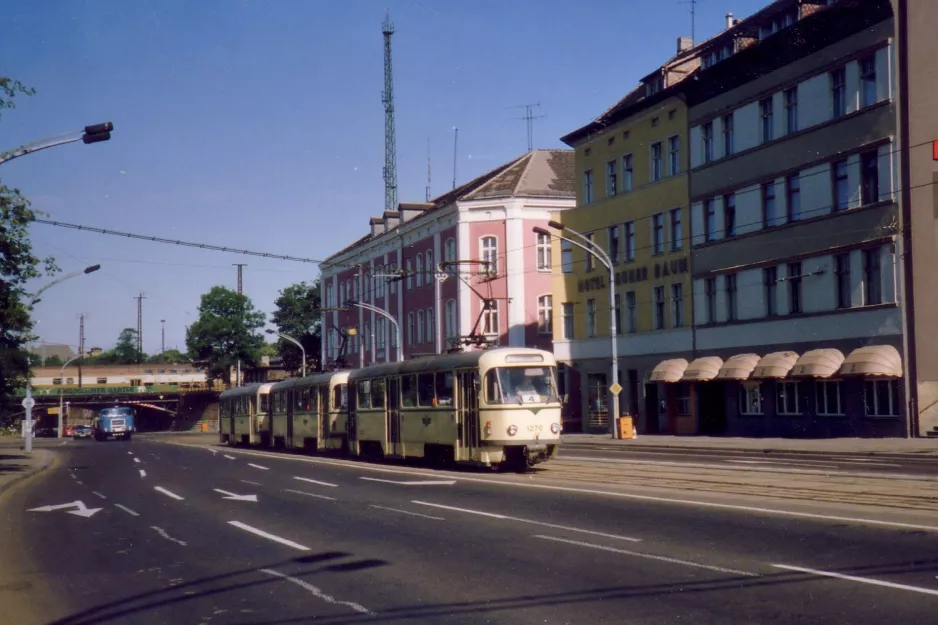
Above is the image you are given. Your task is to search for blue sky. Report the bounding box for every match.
[3,0,769,355]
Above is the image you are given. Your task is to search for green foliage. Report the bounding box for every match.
[146,349,188,365]
[42,354,64,367]
[271,280,321,374]
[84,328,147,365]
[185,286,265,385]
[259,342,278,358]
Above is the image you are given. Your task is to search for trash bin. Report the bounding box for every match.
[617,415,634,440]
[200,422,208,433]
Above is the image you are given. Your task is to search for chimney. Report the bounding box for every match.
[725,12,735,29]
[398,202,431,223]
[677,36,694,53]
[382,210,400,232]
[369,217,383,237]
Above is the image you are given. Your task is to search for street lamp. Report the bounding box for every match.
[59,351,90,438]
[346,299,402,363]
[29,264,101,307]
[537,222,620,439]
[0,122,114,166]
[266,329,306,377]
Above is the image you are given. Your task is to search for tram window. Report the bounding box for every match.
[485,367,556,404]
[401,375,417,407]
[333,384,348,411]
[357,380,372,409]
[417,373,435,407]
[311,387,319,413]
[436,372,454,406]
[260,395,270,412]
[371,378,385,408]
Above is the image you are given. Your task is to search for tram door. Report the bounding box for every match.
[286,389,296,447]
[457,370,480,460]
[388,377,402,456]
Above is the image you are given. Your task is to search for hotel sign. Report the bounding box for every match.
[578,257,689,293]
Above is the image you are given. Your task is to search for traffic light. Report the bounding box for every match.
[82,122,113,145]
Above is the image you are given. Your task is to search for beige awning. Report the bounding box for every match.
[715,354,761,381]
[682,357,724,382]
[751,351,799,379]
[840,345,903,378]
[790,349,845,378]
[649,358,689,383]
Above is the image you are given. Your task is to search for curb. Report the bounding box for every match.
[560,440,938,461]
[0,449,55,498]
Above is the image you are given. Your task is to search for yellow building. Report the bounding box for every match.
[553,40,700,434]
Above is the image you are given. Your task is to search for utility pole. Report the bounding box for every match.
[510,103,544,152]
[382,11,399,214]
[135,293,146,362]
[78,313,85,388]
[161,319,166,354]
[233,263,246,295]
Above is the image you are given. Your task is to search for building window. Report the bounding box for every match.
[445,299,457,339]
[788,262,803,314]
[786,174,801,221]
[777,381,801,415]
[407,312,415,345]
[702,121,713,163]
[480,236,498,275]
[652,213,664,254]
[537,295,553,335]
[654,286,666,330]
[739,383,763,415]
[668,135,680,175]
[622,154,633,191]
[613,293,622,335]
[482,302,498,336]
[704,199,716,242]
[586,298,597,337]
[832,159,849,211]
[562,303,575,339]
[763,181,778,227]
[606,160,617,197]
[417,310,425,343]
[784,87,798,134]
[426,307,434,344]
[724,193,736,237]
[651,142,662,182]
[536,232,552,271]
[760,97,774,143]
[705,277,716,323]
[377,318,387,350]
[608,225,620,264]
[415,253,424,287]
[585,232,595,271]
[624,221,636,261]
[726,273,738,321]
[626,291,637,333]
[865,379,899,417]
[561,239,574,273]
[670,208,682,251]
[861,151,879,205]
[671,283,684,328]
[831,67,846,118]
[764,266,778,316]
[722,113,734,156]
[405,259,413,290]
[816,380,844,416]
[864,248,882,305]
[836,252,852,309]
[426,250,434,281]
[445,238,456,272]
[583,170,594,203]
[860,55,877,108]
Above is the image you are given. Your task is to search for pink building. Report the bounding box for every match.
[319,149,574,369]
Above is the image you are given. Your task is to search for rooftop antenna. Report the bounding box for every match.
[680,0,700,43]
[452,126,458,190]
[426,137,431,202]
[509,102,544,152]
[382,11,399,214]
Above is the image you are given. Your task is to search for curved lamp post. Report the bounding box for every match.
[346,299,402,363]
[266,329,306,377]
[29,264,101,307]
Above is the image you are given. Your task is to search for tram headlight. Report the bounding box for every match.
[550,423,560,434]
[507,424,518,436]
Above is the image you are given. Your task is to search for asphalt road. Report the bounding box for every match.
[2,436,937,624]
[560,441,938,477]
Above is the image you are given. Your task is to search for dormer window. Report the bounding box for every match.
[758,10,796,40]
[645,75,664,96]
[702,41,735,69]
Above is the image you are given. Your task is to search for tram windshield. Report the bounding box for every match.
[484,366,558,405]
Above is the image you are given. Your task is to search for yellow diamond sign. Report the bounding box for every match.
[609,383,622,395]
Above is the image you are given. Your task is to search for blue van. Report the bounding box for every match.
[93,406,135,441]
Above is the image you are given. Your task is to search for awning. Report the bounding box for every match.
[682,357,724,382]
[649,358,689,383]
[839,345,903,378]
[714,354,761,381]
[751,351,799,379]
[790,349,845,378]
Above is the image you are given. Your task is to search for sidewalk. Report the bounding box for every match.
[0,438,54,496]
[562,433,938,456]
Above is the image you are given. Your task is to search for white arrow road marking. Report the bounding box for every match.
[247,463,269,470]
[260,569,375,616]
[213,488,258,502]
[154,486,184,501]
[151,526,187,547]
[114,504,139,517]
[139,469,147,478]
[28,501,102,518]
[223,455,236,460]
[293,476,338,488]
[209,448,218,455]
[360,477,456,486]
[228,521,309,551]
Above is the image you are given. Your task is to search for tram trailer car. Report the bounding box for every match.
[268,371,350,452]
[218,383,273,446]
[93,406,135,441]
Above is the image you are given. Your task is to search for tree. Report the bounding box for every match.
[42,354,64,367]
[186,286,265,385]
[271,280,322,374]
[0,77,57,402]
[146,349,188,365]
[114,328,145,364]
[259,342,278,358]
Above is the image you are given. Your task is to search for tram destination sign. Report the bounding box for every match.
[577,257,689,293]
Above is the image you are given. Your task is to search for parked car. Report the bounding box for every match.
[73,425,92,439]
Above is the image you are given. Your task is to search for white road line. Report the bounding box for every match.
[284,488,337,501]
[412,501,642,542]
[536,535,758,577]
[133,458,141,464]
[293,476,338,488]
[154,486,184,501]
[139,469,147,478]
[75,480,84,485]
[57,441,67,446]
[127,451,133,455]
[150,453,160,460]
[361,477,456,486]
[241,479,263,486]
[228,521,309,551]
[151,526,188,547]
[773,564,938,596]
[260,568,375,616]
[224,455,236,460]
[92,491,107,500]
[369,504,443,520]
[248,463,269,471]
[114,504,139,517]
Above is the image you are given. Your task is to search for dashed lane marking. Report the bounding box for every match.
[293,476,338,488]
[154,486,184,501]
[773,564,938,596]
[228,521,309,551]
[114,504,139,517]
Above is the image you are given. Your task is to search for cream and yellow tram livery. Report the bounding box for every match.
[348,347,562,469]
[218,382,273,446]
[267,371,350,451]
